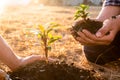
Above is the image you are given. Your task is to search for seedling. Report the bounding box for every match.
[74,4,89,20]
[32,22,61,62]
[72,4,103,34]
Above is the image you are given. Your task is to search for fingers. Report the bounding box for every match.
[48,58,59,62]
[76,29,114,45]
[76,31,95,45]
[83,29,114,45]
[96,27,109,38]
[19,55,43,66]
[19,55,59,67]
[76,30,97,45]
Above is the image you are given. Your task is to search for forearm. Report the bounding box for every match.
[96,5,120,21]
[0,36,21,70]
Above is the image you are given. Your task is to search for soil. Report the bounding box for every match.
[71,18,103,38]
[72,18,103,34]
[8,60,103,80]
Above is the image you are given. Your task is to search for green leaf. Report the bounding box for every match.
[48,36,61,45]
[80,4,89,10]
[37,33,42,38]
[48,39,55,45]
[53,36,62,39]
[39,25,45,33]
[49,22,60,28]
[48,33,53,38]
[47,28,53,34]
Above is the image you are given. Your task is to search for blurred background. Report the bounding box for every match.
[0,0,103,8]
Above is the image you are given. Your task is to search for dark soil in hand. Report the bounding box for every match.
[8,60,100,80]
[71,19,103,38]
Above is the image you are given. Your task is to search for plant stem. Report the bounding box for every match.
[42,35,48,63]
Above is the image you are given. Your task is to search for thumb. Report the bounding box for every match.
[95,20,110,37]
[96,23,110,38]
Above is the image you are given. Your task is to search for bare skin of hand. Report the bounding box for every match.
[76,17,120,45]
[13,55,57,71]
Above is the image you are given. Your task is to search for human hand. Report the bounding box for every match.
[76,17,120,45]
[13,55,57,71]
[96,16,120,37]
[76,29,113,45]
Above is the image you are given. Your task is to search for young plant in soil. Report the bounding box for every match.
[32,22,61,62]
[72,4,103,38]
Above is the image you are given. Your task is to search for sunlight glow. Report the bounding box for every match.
[0,0,7,14]
[33,0,40,4]
[0,0,31,14]
[6,0,31,6]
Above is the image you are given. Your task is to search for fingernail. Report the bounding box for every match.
[96,32,102,37]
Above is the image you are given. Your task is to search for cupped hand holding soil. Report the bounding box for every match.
[71,18,103,39]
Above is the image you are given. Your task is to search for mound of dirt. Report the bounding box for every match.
[9,60,102,80]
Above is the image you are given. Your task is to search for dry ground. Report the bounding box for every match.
[0,4,120,80]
